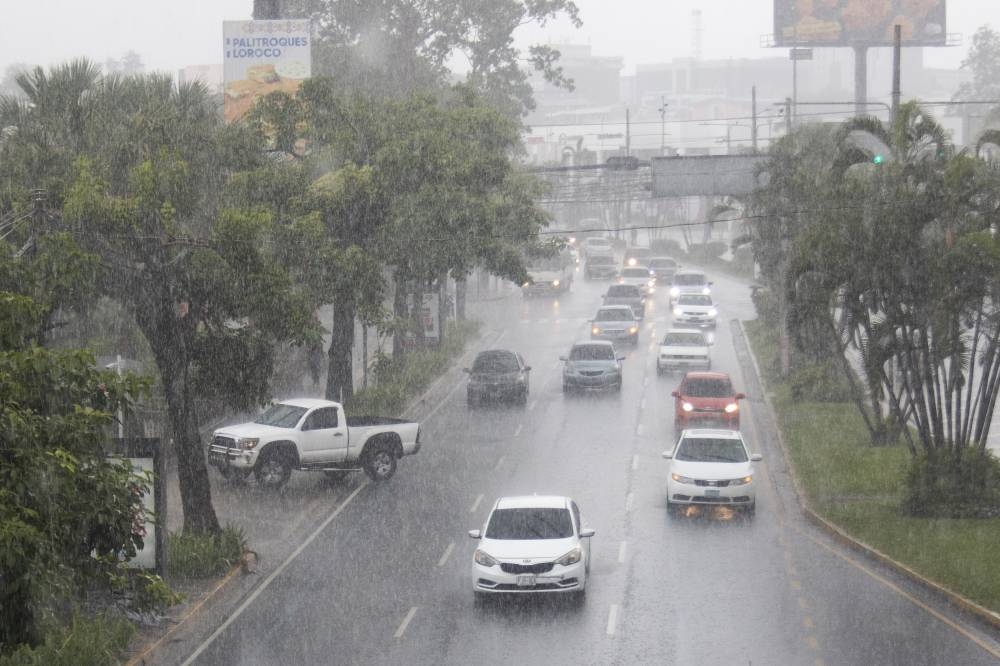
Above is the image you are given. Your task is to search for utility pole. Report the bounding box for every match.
[658,97,669,155]
[785,97,792,135]
[751,85,758,153]
[891,24,902,128]
[854,45,868,116]
[625,107,631,157]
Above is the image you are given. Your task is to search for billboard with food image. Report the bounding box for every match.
[223,19,311,122]
[774,0,946,46]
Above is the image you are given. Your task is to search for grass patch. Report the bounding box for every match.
[167,525,247,579]
[346,320,481,417]
[744,318,1000,613]
[0,611,134,666]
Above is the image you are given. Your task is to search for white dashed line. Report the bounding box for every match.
[631,454,639,471]
[607,604,619,636]
[644,377,650,387]
[494,456,506,472]
[529,400,538,411]
[636,424,644,437]
[514,424,523,437]
[640,397,646,410]
[618,541,627,564]
[470,494,484,513]
[625,492,634,512]
[394,607,418,638]
[437,542,455,567]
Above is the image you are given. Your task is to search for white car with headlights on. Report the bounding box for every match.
[657,328,711,374]
[469,495,595,602]
[669,269,712,303]
[618,266,657,295]
[662,429,762,518]
[672,293,718,328]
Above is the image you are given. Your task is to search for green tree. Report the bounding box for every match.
[0,291,149,650]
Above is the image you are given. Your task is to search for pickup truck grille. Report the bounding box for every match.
[209,435,238,456]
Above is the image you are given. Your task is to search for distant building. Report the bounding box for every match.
[178,64,223,94]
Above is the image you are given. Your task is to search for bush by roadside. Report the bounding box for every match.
[346,320,480,417]
[0,611,134,666]
[167,525,248,579]
[744,318,1000,614]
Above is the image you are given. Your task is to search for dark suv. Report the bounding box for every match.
[465,350,531,407]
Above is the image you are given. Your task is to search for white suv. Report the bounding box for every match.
[662,429,762,518]
[469,495,595,601]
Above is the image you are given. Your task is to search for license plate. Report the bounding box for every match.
[516,574,536,588]
[705,489,721,497]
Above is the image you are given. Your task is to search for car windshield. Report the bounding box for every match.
[485,508,574,540]
[596,308,631,321]
[254,404,308,428]
[678,295,712,306]
[589,255,614,265]
[675,437,749,463]
[664,332,706,346]
[674,273,707,286]
[570,345,615,361]
[622,268,651,278]
[683,378,734,397]
[472,352,519,373]
[607,285,639,297]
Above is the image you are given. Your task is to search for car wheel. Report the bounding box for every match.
[517,387,528,405]
[656,365,664,376]
[254,451,292,489]
[571,589,586,606]
[474,592,489,608]
[744,502,756,520]
[363,446,397,481]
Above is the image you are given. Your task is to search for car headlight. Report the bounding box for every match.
[474,549,499,567]
[648,280,655,287]
[708,308,718,317]
[682,402,694,412]
[629,326,638,334]
[522,281,530,287]
[556,546,582,566]
[724,403,740,413]
[673,307,684,317]
[671,473,695,484]
[552,280,560,287]
[702,287,711,295]
[670,286,680,297]
[592,326,601,335]
[628,258,637,266]
[729,475,753,486]
[237,437,260,450]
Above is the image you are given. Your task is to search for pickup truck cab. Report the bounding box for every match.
[209,398,421,488]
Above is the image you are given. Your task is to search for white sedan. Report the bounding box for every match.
[657,328,712,374]
[469,495,595,601]
[663,429,762,517]
[618,266,656,295]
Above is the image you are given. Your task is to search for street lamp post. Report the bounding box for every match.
[658,97,669,155]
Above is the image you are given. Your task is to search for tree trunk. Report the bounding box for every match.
[392,274,408,359]
[455,276,467,321]
[326,299,355,403]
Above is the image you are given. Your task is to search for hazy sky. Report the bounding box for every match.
[2,0,1000,77]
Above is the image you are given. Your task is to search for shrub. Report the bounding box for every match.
[167,525,247,579]
[0,611,133,666]
[650,238,684,257]
[787,360,853,403]
[902,450,1000,518]
[750,285,780,327]
[687,241,728,262]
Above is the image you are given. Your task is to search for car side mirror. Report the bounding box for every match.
[468,529,482,539]
[736,392,746,400]
[671,390,680,398]
[579,528,596,538]
[750,453,763,462]
[661,450,674,459]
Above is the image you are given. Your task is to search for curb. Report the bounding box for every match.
[125,562,244,666]
[736,319,1000,634]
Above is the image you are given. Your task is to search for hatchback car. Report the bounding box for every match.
[672,293,718,328]
[648,256,679,281]
[662,429,762,517]
[465,349,531,407]
[603,284,645,319]
[561,341,624,393]
[618,266,656,295]
[672,371,744,432]
[469,495,595,600]
[591,305,640,345]
[669,269,712,303]
[657,328,711,374]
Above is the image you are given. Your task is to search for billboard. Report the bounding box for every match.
[774,0,946,47]
[651,155,768,197]
[223,20,311,122]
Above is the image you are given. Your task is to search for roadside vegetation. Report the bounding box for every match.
[167,526,248,579]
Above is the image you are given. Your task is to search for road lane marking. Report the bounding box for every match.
[606,604,619,636]
[181,481,369,665]
[806,636,819,650]
[470,494,484,513]
[618,541,627,564]
[394,607,418,638]
[798,596,810,610]
[494,456,506,472]
[644,377,649,387]
[437,542,455,567]
[790,579,802,590]
[640,397,646,410]
[529,400,538,411]
[803,615,815,629]
[636,424,644,437]
[514,424,523,437]
[625,492,634,512]
[631,454,639,471]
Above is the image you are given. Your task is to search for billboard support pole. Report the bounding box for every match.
[751,85,758,154]
[892,25,902,129]
[853,44,868,116]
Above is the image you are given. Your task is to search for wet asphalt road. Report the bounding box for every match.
[164,266,1000,666]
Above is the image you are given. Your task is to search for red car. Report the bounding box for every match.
[671,372,745,433]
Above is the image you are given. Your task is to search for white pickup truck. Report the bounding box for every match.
[208,398,422,488]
